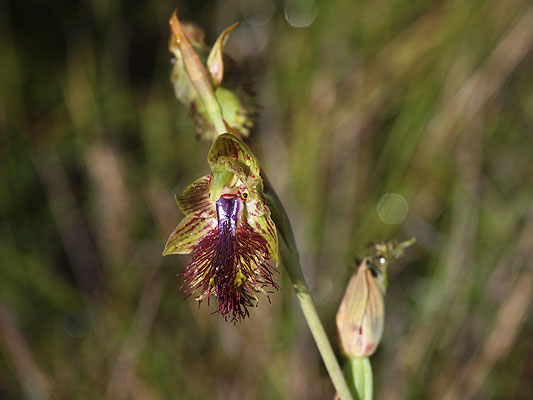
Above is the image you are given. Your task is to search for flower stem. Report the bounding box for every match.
[264,182,353,400]
[345,357,373,400]
[279,238,354,400]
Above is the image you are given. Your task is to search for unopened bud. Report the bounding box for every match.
[336,239,415,358]
[336,257,385,358]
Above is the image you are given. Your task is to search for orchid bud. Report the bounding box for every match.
[336,239,415,358]
[168,10,256,140]
[336,257,386,358]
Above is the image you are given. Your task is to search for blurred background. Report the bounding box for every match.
[1,0,532,399]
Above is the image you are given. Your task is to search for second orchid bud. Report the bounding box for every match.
[336,257,386,359]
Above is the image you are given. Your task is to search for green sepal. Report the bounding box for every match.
[163,216,216,255]
[216,87,255,139]
[206,134,278,264]
[369,238,416,292]
[208,134,260,178]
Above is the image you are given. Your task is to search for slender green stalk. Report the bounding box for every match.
[279,237,354,400]
[186,70,226,136]
[345,357,373,400]
[263,182,353,400]
[362,358,373,399]
[195,85,226,136]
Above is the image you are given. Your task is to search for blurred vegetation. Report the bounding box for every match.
[1,0,532,399]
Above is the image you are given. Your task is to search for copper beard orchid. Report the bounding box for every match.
[163,134,279,322]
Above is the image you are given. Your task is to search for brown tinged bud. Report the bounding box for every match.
[336,257,386,358]
[336,238,415,358]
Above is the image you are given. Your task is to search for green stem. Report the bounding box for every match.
[198,89,226,135]
[263,179,353,400]
[345,357,373,400]
[279,238,354,400]
[183,55,225,135]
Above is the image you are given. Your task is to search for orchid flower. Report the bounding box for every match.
[163,133,279,322]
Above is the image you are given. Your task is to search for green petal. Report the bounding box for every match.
[176,175,216,218]
[207,22,239,87]
[163,216,216,255]
[248,211,279,265]
[208,134,260,179]
[242,184,266,217]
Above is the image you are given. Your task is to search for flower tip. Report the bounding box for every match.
[162,241,174,256]
[207,22,239,87]
[163,226,188,256]
[169,9,178,28]
[169,9,184,44]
